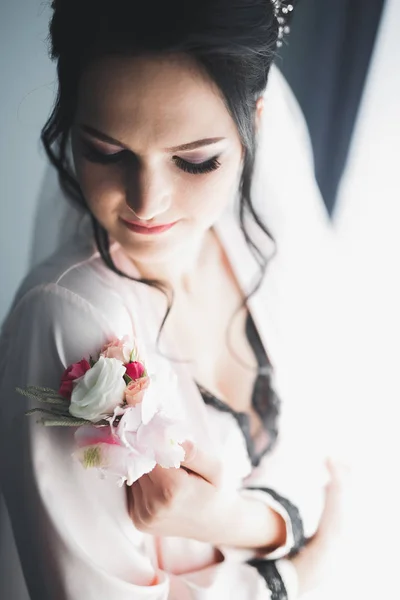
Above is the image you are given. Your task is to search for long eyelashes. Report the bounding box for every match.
[173,156,221,175]
[81,144,221,175]
[82,145,129,165]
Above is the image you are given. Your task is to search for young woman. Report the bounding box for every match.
[0,1,345,598]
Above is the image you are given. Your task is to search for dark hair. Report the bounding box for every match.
[42,0,283,351]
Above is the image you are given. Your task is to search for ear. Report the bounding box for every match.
[255,96,265,133]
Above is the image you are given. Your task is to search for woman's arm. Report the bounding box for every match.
[126,429,345,599]
[127,443,288,552]
[289,458,346,596]
[234,419,329,561]
[248,459,346,599]
[0,284,298,599]
[216,493,288,551]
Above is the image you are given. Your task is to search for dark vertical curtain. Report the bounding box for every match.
[279,0,385,215]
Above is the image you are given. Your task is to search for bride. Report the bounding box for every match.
[0,1,346,598]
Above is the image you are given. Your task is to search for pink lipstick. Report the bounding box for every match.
[121,218,178,235]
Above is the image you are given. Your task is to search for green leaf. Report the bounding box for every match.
[40,397,70,406]
[25,407,75,419]
[129,347,138,362]
[25,385,65,396]
[89,355,96,368]
[123,373,133,385]
[41,418,92,427]
[31,396,68,407]
[16,386,69,405]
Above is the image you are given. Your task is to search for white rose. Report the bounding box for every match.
[69,356,127,422]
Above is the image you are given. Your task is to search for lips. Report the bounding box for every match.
[121,218,178,235]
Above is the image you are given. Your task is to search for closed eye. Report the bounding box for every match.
[81,143,127,164]
[81,141,221,175]
[173,156,221,175]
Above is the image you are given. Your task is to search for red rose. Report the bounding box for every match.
[125,361,145,380]
[59,358,91,400]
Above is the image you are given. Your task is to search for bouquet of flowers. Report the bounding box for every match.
[16,336,189,486]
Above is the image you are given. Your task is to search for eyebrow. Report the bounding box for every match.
[78,124,225,152]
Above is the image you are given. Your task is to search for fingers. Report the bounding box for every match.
[127,479,144,522]
[180,440,222,486]
[181,440,197,462]
[325,456,351,488]
[317,457,350,540]
[146,463,186,493]
[128,440,221,533]
[132,465,192,533]
[293,457,352,593]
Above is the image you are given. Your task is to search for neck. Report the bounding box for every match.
[132,228,219,296]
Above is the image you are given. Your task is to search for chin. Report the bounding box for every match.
[120,235,185,265]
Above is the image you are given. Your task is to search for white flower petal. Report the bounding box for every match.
[140,384,160,424]
[136,413,187,468]
[73,441,156,486]
[69,356,126,422]
[116,406,143,446]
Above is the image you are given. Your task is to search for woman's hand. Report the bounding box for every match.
[126,442,286,549]
[126,441,229,544]
[290,458,349,596]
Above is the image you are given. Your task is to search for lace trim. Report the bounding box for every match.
[197,311,281,466]
[196,383,255,456]
[246,487,306,555]
[247,558,288,600]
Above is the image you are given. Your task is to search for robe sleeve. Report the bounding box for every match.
[239,419,329,561]
[212,387,329,567]
[0,283,299,600]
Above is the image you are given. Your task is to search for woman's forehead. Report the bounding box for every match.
[75,54,238,149]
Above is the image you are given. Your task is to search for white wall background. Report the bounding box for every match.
[0,1,51,320]
[331,1,400,594]
[0,0,80,325]
[333,0,400,469]
[0,3,81,598]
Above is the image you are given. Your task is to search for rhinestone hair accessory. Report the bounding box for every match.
[271,1,294,48]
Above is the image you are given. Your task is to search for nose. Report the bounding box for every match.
[125,163,172,221]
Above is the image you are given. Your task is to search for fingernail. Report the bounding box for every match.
[181,440,196,462]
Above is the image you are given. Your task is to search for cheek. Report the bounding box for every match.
[76,162,125,221]
[72,149,242,228]
[182,158,241,221]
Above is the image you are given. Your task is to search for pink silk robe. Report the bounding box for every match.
[0,66,338,599]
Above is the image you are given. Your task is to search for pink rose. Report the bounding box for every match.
[100,335,132,363]
[125,361,145,380]
[59,359,91,400]
[125,376,150,406]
